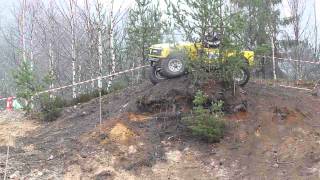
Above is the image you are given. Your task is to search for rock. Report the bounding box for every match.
[99,133,108,140]
[273,107,290,120]
[166,150,182,163]
[136,76,248,114]
[95,170,113,180]
[311,80,320,96]
[233,103,247,113]
[128,145,137,154]
[9,171,20,179]
[37,171,44,176]
[48,155,54,160]
[136,76,194,113]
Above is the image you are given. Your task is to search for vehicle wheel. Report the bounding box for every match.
[148,66,167,85]
[233,66,250,87]
[160,53,186,78]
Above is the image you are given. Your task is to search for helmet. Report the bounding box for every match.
[204,31,220,48]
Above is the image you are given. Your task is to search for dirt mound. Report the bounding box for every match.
[137,76,247,114]
[1,77,320,179]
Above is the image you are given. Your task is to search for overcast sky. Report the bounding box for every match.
[0,0,318,22]
[0,0,319,39]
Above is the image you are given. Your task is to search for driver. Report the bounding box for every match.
[204,29,220,48]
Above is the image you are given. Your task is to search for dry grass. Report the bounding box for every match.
[0,111,39,147]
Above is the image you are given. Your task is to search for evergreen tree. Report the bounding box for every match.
[13,61,39,112]
[231,0,285,78]
[166,0,248,83]
[125,0,163,81]
[231,0,282,49]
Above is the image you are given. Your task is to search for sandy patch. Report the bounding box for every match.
[127,112,151,122]
[0,111,39,147]
[109,123,137,142]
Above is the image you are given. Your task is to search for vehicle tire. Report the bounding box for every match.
[160,53,186,78]
[148,66,167,85]
[233,66,250,87]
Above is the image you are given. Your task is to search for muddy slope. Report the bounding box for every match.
[0,77,319,179]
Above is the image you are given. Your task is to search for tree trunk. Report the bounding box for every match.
[49,42,55,98]
[70,0,77,99]
[271,34,277,81]
[107,0,116,91]
[314,0,318,56]
[20,0,27,63]
[98,25,103,89]
[95,0,104,90]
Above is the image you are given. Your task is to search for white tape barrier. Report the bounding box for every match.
[1,56,318,100]
[35,65,148,95]
[256,55,320,65]
[279,85,312,91]
[0,65,148,101]
[0,97,16,102]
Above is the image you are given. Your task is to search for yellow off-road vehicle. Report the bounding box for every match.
[147,36,254,86]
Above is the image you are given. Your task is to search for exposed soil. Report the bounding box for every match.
[0,77,319,179]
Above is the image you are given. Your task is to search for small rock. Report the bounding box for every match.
[37,171,43,176]
[95,170,113,180]
[9,171,20,179]
[233,103,247,113]
[166,150,182,162]
[210,160,216,168]
[99,133,108,140]
[183,147,190,152]
[274,107,289,120]
[311,80,320,96]
[48,155,54,160]
[273,163,279,168]
[128,145,137,154]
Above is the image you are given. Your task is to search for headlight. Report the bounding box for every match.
[150,48,162,56]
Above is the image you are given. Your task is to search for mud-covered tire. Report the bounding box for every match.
[160,53,186,78]
[233,66,250,87]
[148,66,167,85]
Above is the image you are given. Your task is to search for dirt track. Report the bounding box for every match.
[0,81,319,179]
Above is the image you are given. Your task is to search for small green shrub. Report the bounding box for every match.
[68,89,109,106]
[38,94,66,121]
[186,51,246,87]
[185,90,226,143]
[110,80,129,92]
[12,61,41,112]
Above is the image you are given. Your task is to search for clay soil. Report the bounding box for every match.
[0,79,319,180]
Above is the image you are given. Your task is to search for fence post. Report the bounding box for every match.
[271,36,277,82]
[98,76,102,133]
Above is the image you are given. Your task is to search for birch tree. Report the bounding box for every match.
[84,0,97,90]
[95,0,105,90]
[68,0,78,99]
[314,0,318,57]
[19,0,27,63]
[107,0,115,90]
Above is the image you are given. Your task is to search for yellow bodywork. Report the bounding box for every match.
[149,42,255,66]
